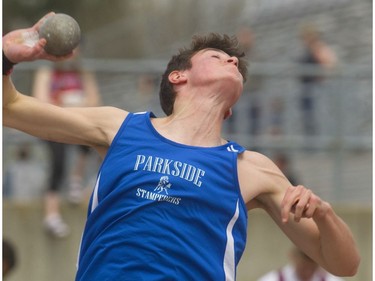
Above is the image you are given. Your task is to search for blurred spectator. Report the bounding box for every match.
[273,152,299,186]
[237,26,254,55]
[228,26,261,134]
[3,142,45,200]
[32,49,101,238]
[257,247,344,281]
[137,74,157,104]
[3,239,17,278]
[298,24,337,135]
[268,97,284,135]
[136,73,160,114]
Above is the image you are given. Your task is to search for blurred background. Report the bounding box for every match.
[3,0,371,280]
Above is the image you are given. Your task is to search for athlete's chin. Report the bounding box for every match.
[225,81,243,99]
[230,77,244,95]
[229,73,244,88]
[210,74,243,96]
[221,73,243,86]
[223,85,243,106]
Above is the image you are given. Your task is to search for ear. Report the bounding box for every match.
[168,70,187,85]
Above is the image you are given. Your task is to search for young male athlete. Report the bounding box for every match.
[3,13,360,281]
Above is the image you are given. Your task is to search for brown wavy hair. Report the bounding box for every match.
[159,33,248,116]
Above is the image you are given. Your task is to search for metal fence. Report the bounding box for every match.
[3,60,372,206]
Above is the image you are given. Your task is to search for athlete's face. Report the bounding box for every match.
[187,48,244,95]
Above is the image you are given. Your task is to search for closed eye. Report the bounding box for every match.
[212,55,220,59]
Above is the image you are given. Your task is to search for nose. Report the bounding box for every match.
[227,56,238,67]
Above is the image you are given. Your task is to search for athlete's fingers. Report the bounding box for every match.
[303,194,320,219]
[293,188,312,222]
[281,185,301,223]
[282,185,315,223]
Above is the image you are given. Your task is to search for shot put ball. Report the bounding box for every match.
[39,13,81,56]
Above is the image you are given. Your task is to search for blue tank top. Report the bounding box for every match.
[76,112,248,281]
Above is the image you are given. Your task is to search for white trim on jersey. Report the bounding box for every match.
[91,173,101,213]
[227,145,239,153]
[77,173,101,269]
[223,199,240,281]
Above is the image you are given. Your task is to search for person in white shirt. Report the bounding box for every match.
[257,248,344,281]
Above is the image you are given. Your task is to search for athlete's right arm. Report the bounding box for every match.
[3,13,128,156]
[3,75,127,154]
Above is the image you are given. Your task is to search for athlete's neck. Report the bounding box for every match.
[152,107,227,147]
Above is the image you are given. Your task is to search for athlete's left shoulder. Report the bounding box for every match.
[238,149,275,168]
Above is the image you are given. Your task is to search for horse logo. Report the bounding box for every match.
[154,176,172,195]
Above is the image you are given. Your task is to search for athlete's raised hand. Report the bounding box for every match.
[3,12,73,64]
